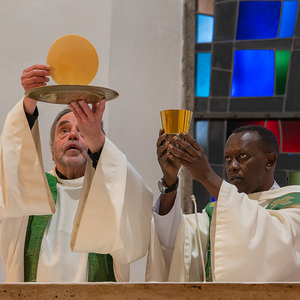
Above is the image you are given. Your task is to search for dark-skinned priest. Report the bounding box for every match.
[146,126,300,282]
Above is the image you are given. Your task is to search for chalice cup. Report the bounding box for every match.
[160,109,193,149]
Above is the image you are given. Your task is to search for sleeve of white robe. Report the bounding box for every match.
[152,193,182,248]
[71,137,154,265]
[211,181,300,282]
[0,99,55,219]
[146,193,209,282]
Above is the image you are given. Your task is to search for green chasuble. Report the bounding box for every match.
[24,172,116,282]
[204,192,300,282]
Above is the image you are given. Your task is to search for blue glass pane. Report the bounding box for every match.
[195,120,208,153]
[195,53,211,97]
[196,14,214,43]
[279,1,298,38]
[236,1,281,40]
[231,50,274,97]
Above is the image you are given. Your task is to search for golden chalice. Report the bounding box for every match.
[160,109,193,148]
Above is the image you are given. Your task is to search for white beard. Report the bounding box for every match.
[53,147,88,168]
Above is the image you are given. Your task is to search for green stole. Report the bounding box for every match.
[204,192,300,282]
[24,172,116,282]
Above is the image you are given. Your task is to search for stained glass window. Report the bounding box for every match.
[231,50,274,97]
[236,1,281,40]
[192,1,300,210]
[281,120,300,152]
[278,1,298,38]
[275,51,290,95]
[195,120,209,153]
[227,120,300,153]
[195,53,211,97]
[288,172,300,185]
[197,0,214,15]
[196,14,214,43]
[264,120,281,151]
[227,120,265,138]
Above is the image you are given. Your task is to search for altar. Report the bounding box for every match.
[0,283,299,300]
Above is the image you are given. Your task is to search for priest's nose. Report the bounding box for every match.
[69,128,79,140]
[228,158,239,172]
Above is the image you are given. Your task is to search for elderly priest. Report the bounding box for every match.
[0,64,153,282]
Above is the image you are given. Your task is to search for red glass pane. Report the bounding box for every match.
[227,120,281,151]
[265,120,281,150]
[281,120,300,153]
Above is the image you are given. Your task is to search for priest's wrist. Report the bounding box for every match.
[162,175,178,187]
[158,176,179,195]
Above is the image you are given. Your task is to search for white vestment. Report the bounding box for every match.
[146,181,300,282]
[0,99,153,282]
[37,171,88,282]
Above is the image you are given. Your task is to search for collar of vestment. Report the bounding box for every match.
[50,167,84,187]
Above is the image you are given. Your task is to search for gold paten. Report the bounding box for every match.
[47,34,99,85]
[25,85,119,104]
[25,35,120,104]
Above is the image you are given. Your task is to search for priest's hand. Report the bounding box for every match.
[167,132,223,200]
[157,129,180,185]
[68,100,105,153]
[157,129,180,215]
[21,64,51,115]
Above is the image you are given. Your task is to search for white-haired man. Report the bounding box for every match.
[0,64,153,282]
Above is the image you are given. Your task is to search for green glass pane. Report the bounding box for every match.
[275,50,290,95]
[288,172,300,185]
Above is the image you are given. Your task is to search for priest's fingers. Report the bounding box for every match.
[92,99,105,118]
[23,64,50,73]
[68,101,91,119]
[68,102,91,127]
[181,132,202,151]
[77,100,92,119]
[167,144,193,164]
[81,100,105,126]
[68,101,103,138]
[91,102,99,113]
[157,144,180,181]
[167,139,213,184]
[157,139,169,159]
[172,134,204,158]
[157,130,167,149]
[21,64,50,91]
[70,100,105,121]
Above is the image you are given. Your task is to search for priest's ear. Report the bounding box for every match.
[265,153,277,170]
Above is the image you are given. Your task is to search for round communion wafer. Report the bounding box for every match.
[47,34,99,85]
